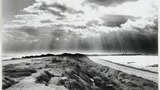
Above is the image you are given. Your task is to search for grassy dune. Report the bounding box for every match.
[2,53,158,90]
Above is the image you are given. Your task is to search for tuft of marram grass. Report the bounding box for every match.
[33,70,53,86]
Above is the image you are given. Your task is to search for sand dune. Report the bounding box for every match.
[2,54,158,90]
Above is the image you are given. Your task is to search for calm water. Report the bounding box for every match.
[89,56,158,82]
[91,56,159,72]
[92,56,158,67]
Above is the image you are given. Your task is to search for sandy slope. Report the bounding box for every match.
[89,56,158,83]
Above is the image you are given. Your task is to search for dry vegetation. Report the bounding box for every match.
[2,76,17,89]
[2,53,158,90]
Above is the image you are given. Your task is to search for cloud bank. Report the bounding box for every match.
[2,0,158,54]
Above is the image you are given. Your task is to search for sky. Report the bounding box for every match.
[2,0,158,55]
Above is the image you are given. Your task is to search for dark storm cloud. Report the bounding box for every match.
[86,0,138,7]
[46,2,84,14]
[101,15,139,27]
[38,1,84,17]
[39,4,65,17]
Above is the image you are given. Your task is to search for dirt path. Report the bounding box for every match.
[6,76,67,90]
[89,56,158,83]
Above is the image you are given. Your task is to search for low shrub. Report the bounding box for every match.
[2,76,17,89]
[33,70,52,85]
[3,68,37,78]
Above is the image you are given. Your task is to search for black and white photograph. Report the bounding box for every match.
[1,0,158,90]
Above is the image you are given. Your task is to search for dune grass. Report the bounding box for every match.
[2,76,17,89]
[33,70,53,85]
[57,53,158,90]
[3,64,37,78]
[2,53,158,90]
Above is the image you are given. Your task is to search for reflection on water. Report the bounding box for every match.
[90,56,158,72]
[96,56,158,67]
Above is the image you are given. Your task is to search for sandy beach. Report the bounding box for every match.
[89,56,158,83]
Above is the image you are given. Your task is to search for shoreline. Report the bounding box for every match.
[102,59,158,74]
[89,56,158,83]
